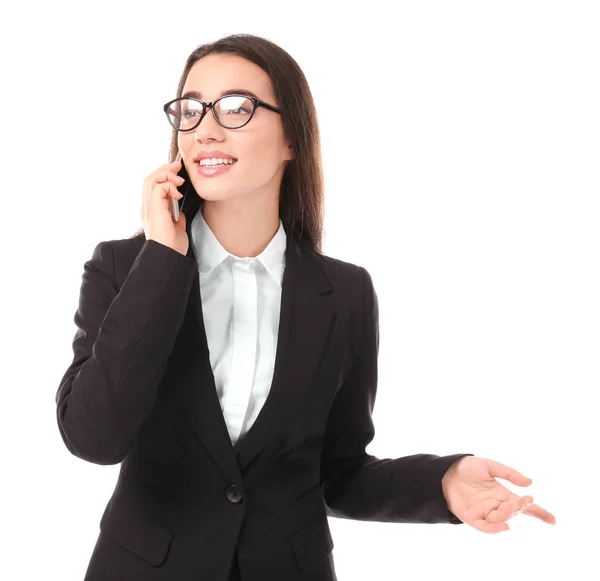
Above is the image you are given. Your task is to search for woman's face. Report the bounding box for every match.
[178,53,293,206]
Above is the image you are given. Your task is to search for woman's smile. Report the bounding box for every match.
[195,159,237,177]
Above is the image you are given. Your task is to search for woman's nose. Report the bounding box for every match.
[194,106,225,141]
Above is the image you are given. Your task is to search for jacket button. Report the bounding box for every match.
[226,484,243,504]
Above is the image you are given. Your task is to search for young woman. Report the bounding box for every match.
[55,33,556,581]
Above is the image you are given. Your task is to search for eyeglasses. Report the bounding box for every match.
[163,94,282,131]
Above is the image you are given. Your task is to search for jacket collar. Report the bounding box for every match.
[189,205,286,287]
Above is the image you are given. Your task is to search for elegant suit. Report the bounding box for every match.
[55,199,472,581]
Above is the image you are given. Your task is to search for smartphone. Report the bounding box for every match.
[170,151,191,222]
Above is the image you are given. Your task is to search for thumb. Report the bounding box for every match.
[487,459,533,487]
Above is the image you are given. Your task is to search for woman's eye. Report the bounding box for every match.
[224,107,250,115]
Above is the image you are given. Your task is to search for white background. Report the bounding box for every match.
[1,1,598,579]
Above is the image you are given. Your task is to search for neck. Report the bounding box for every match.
[201,194,281,258]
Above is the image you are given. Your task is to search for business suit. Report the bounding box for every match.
[56,198,472,580]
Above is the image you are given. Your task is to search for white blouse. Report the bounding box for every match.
[189,208,287,446]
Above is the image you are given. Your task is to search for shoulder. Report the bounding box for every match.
[87,235,145,265]
[110,234,146,261]
[312,250,378,354]
[84,235,148,289]
[310,249,377,325]
[313,249,374,295]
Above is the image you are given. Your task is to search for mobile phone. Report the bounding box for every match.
[170,151,191,222]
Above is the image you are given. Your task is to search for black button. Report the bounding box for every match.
[226,484,243,504]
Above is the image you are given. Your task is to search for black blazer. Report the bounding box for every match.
[56,203,472,581]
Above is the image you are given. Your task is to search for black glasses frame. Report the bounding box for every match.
[163,94,282,131]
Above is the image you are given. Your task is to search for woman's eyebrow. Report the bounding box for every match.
[181,88,260,100]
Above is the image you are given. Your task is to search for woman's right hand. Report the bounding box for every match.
[142,160,189,256]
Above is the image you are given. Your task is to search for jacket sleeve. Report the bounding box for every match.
[320,265,474,524]
[55,239,198,465]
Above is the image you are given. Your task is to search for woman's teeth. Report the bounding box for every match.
[198,158,236,167]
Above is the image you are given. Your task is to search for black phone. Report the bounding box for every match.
[170,152,192,222]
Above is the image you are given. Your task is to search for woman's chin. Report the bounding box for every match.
[197,191,238,204]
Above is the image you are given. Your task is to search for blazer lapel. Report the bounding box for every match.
[171,204,335,481]
[234,230,335,470]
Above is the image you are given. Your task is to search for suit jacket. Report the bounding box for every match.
[55,201,472,581]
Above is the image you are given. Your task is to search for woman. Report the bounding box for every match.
[55,33,556,581]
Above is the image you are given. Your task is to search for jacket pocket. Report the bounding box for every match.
[290,514,334,572]
[100,500,173,566]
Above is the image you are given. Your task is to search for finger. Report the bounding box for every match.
[522,503,557,525]
[487,494,533,522]
[155,169,184,185]
[484,496,530,524]
[474,520,509,534]
[470,498,510,533]
[485,502,511,523]
[146,163,180,186]
[150,182,182,211]
[477,495,532,526]
[509,495,534,518]
[487,459,533,487]
[169,182,183,201]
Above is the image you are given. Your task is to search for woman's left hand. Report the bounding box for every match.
[441,456,556,533]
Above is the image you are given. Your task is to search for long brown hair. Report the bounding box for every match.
[130,33,324,254]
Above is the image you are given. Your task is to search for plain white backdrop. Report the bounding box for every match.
[1,1,598,579]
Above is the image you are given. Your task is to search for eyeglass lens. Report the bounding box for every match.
[167,96,254,130]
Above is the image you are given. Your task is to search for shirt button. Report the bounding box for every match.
[226,484,243,504]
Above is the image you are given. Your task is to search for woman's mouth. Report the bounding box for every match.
[196,158,237,177]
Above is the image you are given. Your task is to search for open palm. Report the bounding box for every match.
[441,456,556,533]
